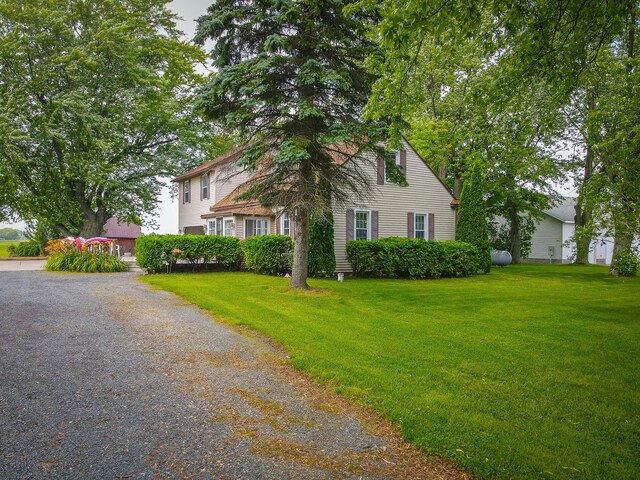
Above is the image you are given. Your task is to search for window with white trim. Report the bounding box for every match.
[354,210,370,240]
[208,220,216,235]
[384,150,401,183]
[201,173,209,199]
[414,213,427,239]
[183,179,190,203]
[245,218,268,238]
[282,212,291,236]
[223,218,235,237]
[216,217,223,236]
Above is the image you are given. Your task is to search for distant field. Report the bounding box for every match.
[0,240,21,257]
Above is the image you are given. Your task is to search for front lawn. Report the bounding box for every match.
[143,265,639,480]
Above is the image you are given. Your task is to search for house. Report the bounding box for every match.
[522,197,613,264]
[172,139,459,272]
[103,217,142,256]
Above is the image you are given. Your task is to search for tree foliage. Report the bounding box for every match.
[308,210,336,277]
[194,0,385,288]
[361,0,637,272]
[0,0,218,237]
[456,164,491,273]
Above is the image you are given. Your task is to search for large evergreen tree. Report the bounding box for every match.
[456,163,491,273]
[0,0,215,237]
[194,0,385,289]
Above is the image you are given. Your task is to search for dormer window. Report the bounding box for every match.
[183,179,190,203]
[201,173,209,200]
[385,150,401,183]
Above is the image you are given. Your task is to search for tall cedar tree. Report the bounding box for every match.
[456,164,491,273]
[194,0,384,289]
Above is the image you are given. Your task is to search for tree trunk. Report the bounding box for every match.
[73,205,109,238]
[289,161,314,290]
[609,4,637,277]
[290,206,310,289]
[574,144,593,264]
[507,199,521,263]
[610,231,633,276]
[453,175,463,199]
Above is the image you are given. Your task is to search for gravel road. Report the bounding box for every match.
[0,271,466,480]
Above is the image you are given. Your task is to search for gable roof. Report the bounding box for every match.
[544,197,576,223]
[104,217,142,238]
[171,145,247,183]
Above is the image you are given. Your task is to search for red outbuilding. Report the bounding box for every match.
[103,217,142,256]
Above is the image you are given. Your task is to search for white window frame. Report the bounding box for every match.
[281,212,291,236]
[207,219,216,235]
[223,217,235,237]
[244,217,269,239]
[414,212,428,239]
[183,179,190,203]
[384,150,401,184]
[354,209,371,241]
[201,173,209,200]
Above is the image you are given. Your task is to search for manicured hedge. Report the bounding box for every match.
[243,234,293,275]
[346,237,480,279]
[46,252,128,273]
[136,234,242,273]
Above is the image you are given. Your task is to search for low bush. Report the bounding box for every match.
[136,234,242,273]
[243,235,293,275]
[613,250,639,277]
[9,240,43,257]
[46,252,128,273]
[346,237,480,279]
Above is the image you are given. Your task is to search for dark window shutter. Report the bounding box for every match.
[276,214,281,235]
[407,212,414,238]
[371,211,379,240]
[376,152,385,185]
[400,149,407,176]
[428,213,435,240]
[200,177,203,201]
[346,209,354,241]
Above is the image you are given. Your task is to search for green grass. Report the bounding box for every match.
[143,265,640,480]
[0,239,20,257]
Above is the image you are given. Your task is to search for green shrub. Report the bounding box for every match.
[46,252,128,272]
[243,235,293,275]
[136,234,242,272]
[346,237,479,279]
[441,241,481,277]
[613,250,639,277]
[308,212,336,277]
[11,240,43,257]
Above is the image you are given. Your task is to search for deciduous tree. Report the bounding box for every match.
[0,0,217,237]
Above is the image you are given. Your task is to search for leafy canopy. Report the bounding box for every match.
[0,0,218,237]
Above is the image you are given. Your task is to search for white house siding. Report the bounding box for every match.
[333,141,456,272]
[178,174,214,233]
[562,222,576,261]
[214,166,251,203]
[523,214,564,263]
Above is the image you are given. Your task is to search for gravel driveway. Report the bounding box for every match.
[0,272,466,480]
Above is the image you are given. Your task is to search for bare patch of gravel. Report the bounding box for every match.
[0,271,470,479]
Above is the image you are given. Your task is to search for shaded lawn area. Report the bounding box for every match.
[143,264,640,480]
